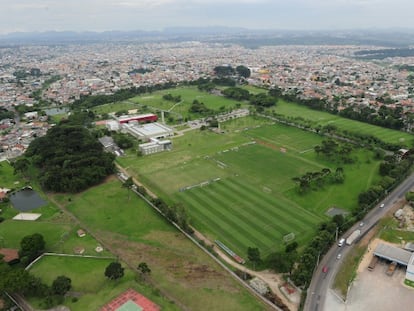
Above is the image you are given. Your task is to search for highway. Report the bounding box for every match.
[304,172,414,311]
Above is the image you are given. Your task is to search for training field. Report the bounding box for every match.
[121,117,383,257]
[92,86,247,121]
[274,99,414,146]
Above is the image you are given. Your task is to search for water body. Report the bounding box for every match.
[9,189,47,211]
[44,107,69,116]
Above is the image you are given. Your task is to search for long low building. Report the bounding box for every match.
[139,140,172,155]
[123,122,174,141]
[373,242,414,282]
[118,113,158,124]
[373,243,412,266]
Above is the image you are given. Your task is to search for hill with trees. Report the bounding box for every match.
[25,121,115,192]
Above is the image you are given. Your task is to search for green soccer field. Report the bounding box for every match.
[273,99,414,146]
[120,117,383,258]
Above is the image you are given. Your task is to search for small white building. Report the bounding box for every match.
[406,253,414,282]
[106,120,120,131]
[123,122,174,141]
[24,111,38,120]
[139,140,172,155]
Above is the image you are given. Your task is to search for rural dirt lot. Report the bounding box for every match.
[325,241,414,311]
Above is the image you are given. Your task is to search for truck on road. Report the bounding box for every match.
[346,229,361,245]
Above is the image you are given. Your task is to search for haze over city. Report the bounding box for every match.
[1,0,413,34]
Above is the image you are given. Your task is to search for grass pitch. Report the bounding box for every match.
[120,116,382,258]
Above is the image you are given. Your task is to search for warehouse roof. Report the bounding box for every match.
[373,243,412,266]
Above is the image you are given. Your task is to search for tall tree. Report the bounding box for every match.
[52,275,72,296]
[122,177,134,201]
[247,247,261,269]
[236,65,251,78]
[104,262,124,280]
[19,233,45,265]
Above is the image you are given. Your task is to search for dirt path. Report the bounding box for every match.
[192,231,299,311]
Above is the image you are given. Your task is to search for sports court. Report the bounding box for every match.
[100,288,160,311]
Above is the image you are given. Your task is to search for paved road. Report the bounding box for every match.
[304,172,414,311]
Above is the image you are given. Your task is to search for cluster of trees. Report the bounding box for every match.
[314,139,354,163]
[19,233,45,266]
[213,65,251,78]
[104,261,151,282]
[13,68,42,80]
[222,87,276,108]
[128,68,153,75]
[0,233,72,309]
[266,242,299,275]
[25,123,115,192]
[112,132,135,149]
[292,167,344,193]
[269,86,408,132]
[162,93,181,103]
[339,105,404,130]
[189,99,213,115]
[151,197,194,235]
[249,93,277,108]
[222,87,250,101]
[357,154,414,214]
[0,108,14,121]
[291,215,346,286]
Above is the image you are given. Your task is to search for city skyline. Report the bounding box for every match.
[1,0,413,35]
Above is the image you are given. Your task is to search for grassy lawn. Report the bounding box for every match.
[60,179,269,311]
[379,217,414,244]
[273,99,414,147]
[0,220,72,250]
[333,245,366,298]
[29,255,179,311]
[92,86,248,123]
[0,161,22,189]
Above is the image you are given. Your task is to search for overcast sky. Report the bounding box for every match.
[0,0,413,34]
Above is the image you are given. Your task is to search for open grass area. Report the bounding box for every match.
[0,160,22,189]
[59,178,269,311]
[379,217,414,244]
[273,99,414,147]
[92,86,247,122]
[333,245,366,298]
[0,220,72,250]
[29,255,178,311]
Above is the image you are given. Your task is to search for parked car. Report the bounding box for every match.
[336,253,342,260]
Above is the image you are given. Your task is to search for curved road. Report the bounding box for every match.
[305,172,414,311]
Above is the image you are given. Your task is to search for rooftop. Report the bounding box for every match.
[373,242,412,266]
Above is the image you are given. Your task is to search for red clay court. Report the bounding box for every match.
[100,288,160,311]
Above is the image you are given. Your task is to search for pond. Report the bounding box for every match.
[44,107,69,116]
[9,189,47,211]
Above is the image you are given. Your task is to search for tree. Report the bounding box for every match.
[122,177,134,201]
[105,262,124,280]
[236,65,251,78]
[19,233,45,265]
[247,247,261,269]
[13,158,30,177]
[137,262,151,281]
[52,275,71,296]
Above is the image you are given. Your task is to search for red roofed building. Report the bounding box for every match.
[0,248,19,263]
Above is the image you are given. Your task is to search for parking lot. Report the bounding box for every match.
[325,257,414,311]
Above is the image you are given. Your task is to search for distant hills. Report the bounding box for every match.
[1,27,414,47]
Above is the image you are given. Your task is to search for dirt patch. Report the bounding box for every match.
[192,229,298,311]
